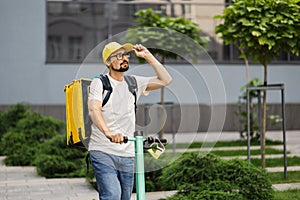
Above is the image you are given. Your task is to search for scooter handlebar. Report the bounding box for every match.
[123,136,167,144]
[146,136,167,144]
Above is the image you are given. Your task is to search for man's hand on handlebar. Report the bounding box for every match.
[105,132,124,144]
[106,134,167,145]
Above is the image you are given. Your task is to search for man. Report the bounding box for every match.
[88,42,172,200]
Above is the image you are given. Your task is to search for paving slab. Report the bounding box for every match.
[273,183,300,191]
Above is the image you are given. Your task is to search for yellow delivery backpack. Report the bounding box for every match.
[64,78,92,148]
[64,74,137,149]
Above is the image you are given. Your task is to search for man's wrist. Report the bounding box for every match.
[144,53,156,62]
[103,129,111,136]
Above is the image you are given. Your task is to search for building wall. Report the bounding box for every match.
[1,0,299,132]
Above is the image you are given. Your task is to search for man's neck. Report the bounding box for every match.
[109,71,124,81]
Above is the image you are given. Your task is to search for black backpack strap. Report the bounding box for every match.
[95,74,137,112]
[98,74,112,107]
[124,75,138,113]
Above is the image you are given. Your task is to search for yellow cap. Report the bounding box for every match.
[102,42,133,64]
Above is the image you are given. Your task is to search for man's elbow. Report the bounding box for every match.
[88,107,95,119]
[164,76,172,86]
[88,109,94,118]
[88,100,101,118]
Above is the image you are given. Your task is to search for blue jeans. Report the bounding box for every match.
[89,150,135,200]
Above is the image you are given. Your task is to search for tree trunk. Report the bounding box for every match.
[239,47,250,83]
[262,62,268,168]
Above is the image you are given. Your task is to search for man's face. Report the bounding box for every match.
[107,48,130,72]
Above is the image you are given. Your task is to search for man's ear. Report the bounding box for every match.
[105,59,111,67]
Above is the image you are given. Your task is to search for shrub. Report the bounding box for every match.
[160,153,274,200]
[164,188,244,200]
[143,152,176,192]
[0,104,88,179]
[35,135,87,178]
[0,104,29,143]
[1,111,64,166]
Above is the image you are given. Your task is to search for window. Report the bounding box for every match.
[47,2,107,63]
[46,1,186,63]
[46,0,299,64]
[68,36,83,61]
[47,35,62,61]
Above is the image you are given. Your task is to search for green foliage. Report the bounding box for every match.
[235,78,281,141]
[35,135,87,178]
[143,152,177,192]
[160,153,274,200]
[0,105,64,166]
[182,139,282,149]
[236,78,262,140]
[215,0,300,66]
[0,104,29,139]
[163,186,244,200]
[0,104,89,179]
[124,8,209,63]
[274,189,300,200]
[241,78,263,96]
[134,9,207,46]
[269,171,300,184]
[251,156,300,168]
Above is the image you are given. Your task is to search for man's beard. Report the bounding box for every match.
[111,61,129,72]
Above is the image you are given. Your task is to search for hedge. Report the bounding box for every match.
[159,153,274,200]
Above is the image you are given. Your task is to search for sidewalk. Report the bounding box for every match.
[0,159,98,200]
[0,157,175,200]
[0,131,299,200]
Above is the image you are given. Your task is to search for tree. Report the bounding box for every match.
[215,0,300,168]
[125,8,208,138]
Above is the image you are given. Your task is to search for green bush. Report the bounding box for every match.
[0,103,89,179]
[1,109,64,166]
[35,135,87,178]
[160,153,274,200]
[164,187,244,200]
[0,104,29,144]
[143,152,176,192]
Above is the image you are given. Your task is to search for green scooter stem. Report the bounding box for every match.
[124,131,146,200]
[126,131,146,200]
[124,131,166,200]
[136,135,146,200]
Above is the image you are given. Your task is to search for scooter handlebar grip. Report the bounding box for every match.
[123,136,128,143]
[157,138,167,144]
[147,136,167,144]
[109,136,128,143]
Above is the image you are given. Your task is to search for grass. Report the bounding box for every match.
[211,148,286,157]
[163,153,300,168]
[169,139,283,149]
[274,189,300,200]
[269,171,300,184]
[167,139,300,168]
[250,156,300,168]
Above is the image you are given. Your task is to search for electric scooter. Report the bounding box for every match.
[124,130,167,200]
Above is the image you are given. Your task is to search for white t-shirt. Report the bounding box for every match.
[88,74,152,157]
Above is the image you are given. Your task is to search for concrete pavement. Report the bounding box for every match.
[0,158,175,200]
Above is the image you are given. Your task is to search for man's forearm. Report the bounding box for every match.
[145,54,172,86]
[88,100,110,135]
[133,44,172,91]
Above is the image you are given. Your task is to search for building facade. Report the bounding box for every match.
[1,0,300,132]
